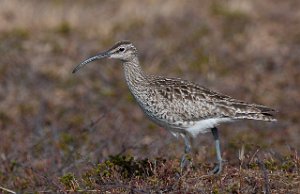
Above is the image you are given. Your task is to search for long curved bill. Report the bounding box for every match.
[72,51,109,73]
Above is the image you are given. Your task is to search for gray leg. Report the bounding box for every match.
[210,127,223,174]
[180,134,191,171]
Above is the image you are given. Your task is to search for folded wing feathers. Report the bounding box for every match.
[230,102,277,122]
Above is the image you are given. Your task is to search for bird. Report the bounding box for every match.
[72,40,277,174]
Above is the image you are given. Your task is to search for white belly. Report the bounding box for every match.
[173,118,233,138]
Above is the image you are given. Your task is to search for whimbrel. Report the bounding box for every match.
[73,41,276,174]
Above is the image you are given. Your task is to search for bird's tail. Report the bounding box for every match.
[233,104,277,122]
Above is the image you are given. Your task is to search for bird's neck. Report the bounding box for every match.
[123,58,149,94]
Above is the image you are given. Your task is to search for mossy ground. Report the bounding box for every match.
[0,0,299,193]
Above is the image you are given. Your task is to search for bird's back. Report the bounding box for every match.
[140,76,277,128]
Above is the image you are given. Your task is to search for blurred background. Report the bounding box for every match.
[0,0,299,191]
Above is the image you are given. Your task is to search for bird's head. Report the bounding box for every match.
[72,41,137,73]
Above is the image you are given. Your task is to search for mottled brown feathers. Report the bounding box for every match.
[148,77,276,122]
[109,40,132,50]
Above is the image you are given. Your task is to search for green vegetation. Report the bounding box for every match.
[55,21,72,36]
[53,152,299,193]
[210,2,251,40]
[0,28,30,40]
[59,173,79,190]
[0,0,299,193]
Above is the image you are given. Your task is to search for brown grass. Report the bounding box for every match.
[0,0,299,193]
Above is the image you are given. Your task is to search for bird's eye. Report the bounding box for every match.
[118,47,125,52]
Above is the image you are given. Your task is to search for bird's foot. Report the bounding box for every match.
[209,161,223,175]
[180,154,192,174]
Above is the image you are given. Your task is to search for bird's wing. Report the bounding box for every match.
[149,77,276,122]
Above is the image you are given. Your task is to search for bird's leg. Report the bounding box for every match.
[180,134,192,172]
[210,127,223,174]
